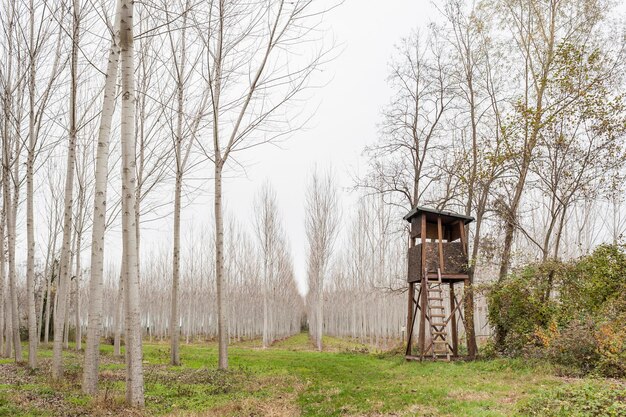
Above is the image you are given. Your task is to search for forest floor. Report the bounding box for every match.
[0,333,624,417]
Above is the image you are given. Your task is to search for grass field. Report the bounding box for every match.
[0,333,623,416]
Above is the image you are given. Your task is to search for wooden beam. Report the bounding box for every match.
[437,216,445,273]
[426,273,469,280]
[406,282,413,346]
[406,232,414,346]
[405,283,420,357]
[459,221,468,257]
[450,283,458,356]
[418,213,427,356]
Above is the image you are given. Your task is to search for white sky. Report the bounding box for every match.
[214,0,435,293]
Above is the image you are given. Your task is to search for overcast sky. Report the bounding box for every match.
[98,0,439,295]
[219,0,435,293]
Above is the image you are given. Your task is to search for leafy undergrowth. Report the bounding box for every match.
[0,334,623,416]
[517,380,626,416]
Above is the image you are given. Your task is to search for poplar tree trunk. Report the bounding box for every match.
[113,274,123,357]
[44,260,56,345]
[74,232,82,351]
[7,140,22,363]
[498,3,556,282]
[39,243,53,343]
[1,1,15,362]
[214,164,228,370]
[26,0,38,369]
[170,170,182,365]
[316,283,323,351]
[169,19,187,362]
[262,258,269,348]
[0,200,5,357]
[1,169,8,360]
[52,0,80,380]
[64,235,75,350]
[120,0,145,405]
[82,0,121,393]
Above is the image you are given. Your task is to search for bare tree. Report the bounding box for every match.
[438,0,510,358]
[23,0,63,368]
[495,0,612,280]
[1,0,27,363]
[163,0,208,366]
[52,0,80,380]
[119,0,144,406]
[360,30,453,210]
[254,182,284,348]
[81,0,121,394]
[306,170,339,351]
[195,0,332,369]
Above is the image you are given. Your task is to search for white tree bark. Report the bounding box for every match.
[25,0,38,369]
[0,187,5,357]
[214,163,228,370]
[6,124,22,364]
[168,2,191,366]
[120,0,144,406]
[82,0,121,394]
[52,0,80,380]
[113,271,123,357]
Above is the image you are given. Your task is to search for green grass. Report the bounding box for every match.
[0,334,622,416]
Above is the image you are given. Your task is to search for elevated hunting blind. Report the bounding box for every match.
[404,206,474,361]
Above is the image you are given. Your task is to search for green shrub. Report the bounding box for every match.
[487,262,560,355]
[518,382,626,417]
[595,319,626,378]
[559,244,626,321]
[545,318,600,376]
[489,244,626,377]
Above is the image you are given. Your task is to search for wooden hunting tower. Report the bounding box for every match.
[404,206,474,361]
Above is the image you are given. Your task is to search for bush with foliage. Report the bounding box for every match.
[595,296,626,377]
[545,319,600,376]
[487,262,561,355]
[559,244,626,320]
[518,382,626,417]
[487,244,626,377]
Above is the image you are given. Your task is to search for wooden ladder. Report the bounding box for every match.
[427,268,450,361]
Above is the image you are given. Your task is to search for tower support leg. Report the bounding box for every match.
[406,282,414,352]
[450,282,458,356]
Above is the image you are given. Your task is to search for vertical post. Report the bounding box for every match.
[406,281,414,348]
[458,220,470,357]
[459,221,468,256]
[450,282,458,356]
[407,231,415,347]
[437,216,444,273]
[418,213,427,356]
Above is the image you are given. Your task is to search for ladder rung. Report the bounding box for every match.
[430,314,446,317]
[432,340,448,344]
[428,305,445,309]
[432,331,447,335]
